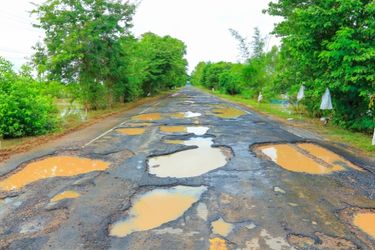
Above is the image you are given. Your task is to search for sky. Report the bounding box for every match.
[0,0,281,72]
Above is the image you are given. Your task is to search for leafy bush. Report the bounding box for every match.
[0,58,58,138]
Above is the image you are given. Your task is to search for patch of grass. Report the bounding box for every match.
[197,86,374,155]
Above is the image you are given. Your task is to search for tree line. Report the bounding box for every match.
[0,0,188,139]
[192,0,374,133]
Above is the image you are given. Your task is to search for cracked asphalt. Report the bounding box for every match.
[0,86,374,250]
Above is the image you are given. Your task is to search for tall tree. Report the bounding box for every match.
[32,0,136,109]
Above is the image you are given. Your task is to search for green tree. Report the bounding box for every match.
[32,0,136,109]
[266,0,375,132]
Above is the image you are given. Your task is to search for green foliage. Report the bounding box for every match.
[266,0,375,132]
[0,58,57,138]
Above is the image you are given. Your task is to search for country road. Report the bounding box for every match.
[0,86,374,250]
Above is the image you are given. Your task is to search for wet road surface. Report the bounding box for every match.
[0,87,374,249]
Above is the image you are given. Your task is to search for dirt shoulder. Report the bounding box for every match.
[0,91,173,164]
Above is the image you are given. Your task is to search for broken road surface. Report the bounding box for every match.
[0,87,374,249]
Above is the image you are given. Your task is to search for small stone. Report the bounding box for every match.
[288,203,298,207]
[274,187,286,194]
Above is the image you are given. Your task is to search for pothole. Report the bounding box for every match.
[117,128,146,136]
[0,156,110,191]
[353,212,375,239]
[209,237,228,250]
[148,138,232,178]
[340,207,375,244]
[211,218,234,237]
[109,186,207,238]
[50,191,80,203]
[132,113,161,121]
[160,126,209,136]
[254,143,362,174]
[211,105,246,119]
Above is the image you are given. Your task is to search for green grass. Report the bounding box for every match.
[197,86,374,155]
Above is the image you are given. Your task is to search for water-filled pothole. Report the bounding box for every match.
[160,126,209,136]
[0,156,110,191]
[255,143,362,174]
[210,237,227,250]
[148,138,231,178]
[117,128,146,136]
[51,191,80,202]
[353,212,375,239]
[132,113,161,121]
[211,105,246,119]
[211,218,233,237]
[109,186,206,237]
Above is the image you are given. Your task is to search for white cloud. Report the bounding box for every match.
[0,0,281,72]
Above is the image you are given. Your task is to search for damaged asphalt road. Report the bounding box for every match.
[0,86,374,249]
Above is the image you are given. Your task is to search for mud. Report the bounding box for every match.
[117,128,146,136]
[211,105,246,119]
[0,156,110,191]
[211,218,233,237]
[109,186,207,238]
[209,237,227,250]
[256,143,362,174]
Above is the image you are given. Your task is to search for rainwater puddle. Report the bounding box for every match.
[211,105,246,119]
[257,143,361,174]
[353,212,375,238]
[0,156,110,191]
[132,113,161,121]
[184,111,202,118]
[211,218,233,237]
[117,128,146,136]
[51,191,80,202]
[160,126,209,136]
[209,237,227,250]
[148,138,230,178]
[109,186,206,238]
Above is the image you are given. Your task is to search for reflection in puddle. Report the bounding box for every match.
[51,191,80,202]
[210,237,227,250]
[160,126,209,136]
[109,186,206,237]
[211,218,233,237]
[258,143,362,174]
[132,113,161,121]
[0,156,110,191]
[184,111,201,118]
[117,128,146,136]
[211,105,246,119]
[148,138,230,178]
[353,212,375,238]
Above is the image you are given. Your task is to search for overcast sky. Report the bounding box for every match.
[0,0,281,72]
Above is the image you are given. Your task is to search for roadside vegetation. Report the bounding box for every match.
[0,0,187,141]
[192,0,374,148]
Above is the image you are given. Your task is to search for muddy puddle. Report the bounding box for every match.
[0,156,110,191]
[132,113,161,121]
[211,105,246,119]
[211,218,233,237]
[132,112,202,122]
[51,191,80,202]
[109,186,206,237]
[148,138,231,178]
[160,126,209,136]
[117,128,146,136]
[256,143,362,174]
[353,212,375,239]
[210,237,227,250]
